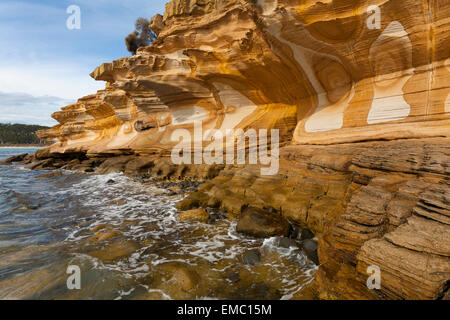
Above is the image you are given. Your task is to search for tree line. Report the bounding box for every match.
[0,123,49,145]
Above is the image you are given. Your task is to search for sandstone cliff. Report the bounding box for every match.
[35,0,449,300]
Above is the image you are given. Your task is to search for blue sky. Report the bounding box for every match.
[0,0,168,126]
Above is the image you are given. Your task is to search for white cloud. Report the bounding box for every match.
[0,91,74,126]
[0,61,105,99]
[0,0,168,125]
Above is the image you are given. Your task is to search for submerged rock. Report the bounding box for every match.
[226,271,241,283]
[242,249,261,266]
[89,230,121,243]
[233,282,282,300]
[88,238,139,262]
[171,267,200,292]
[236,206,290,238]
[273,236,300,249]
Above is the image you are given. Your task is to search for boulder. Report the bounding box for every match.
[236,206,290,238]
[4,153,28,163]
[178,208,209,223]
[303,239,319,265]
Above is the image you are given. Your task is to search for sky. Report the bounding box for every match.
[0,0,168,126]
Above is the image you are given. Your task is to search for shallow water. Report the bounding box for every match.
[0,148,316,300]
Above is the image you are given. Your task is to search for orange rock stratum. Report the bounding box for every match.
[36,0,449,300]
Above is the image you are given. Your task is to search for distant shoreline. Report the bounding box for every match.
[0,144,48,148]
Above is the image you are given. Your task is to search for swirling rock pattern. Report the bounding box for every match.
[38,0,450,152]
[35,0,450,300]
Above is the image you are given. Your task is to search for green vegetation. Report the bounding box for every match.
[0,123,49,145]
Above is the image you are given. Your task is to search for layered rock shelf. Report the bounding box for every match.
[31,0,449,300]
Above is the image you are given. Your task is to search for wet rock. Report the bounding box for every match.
[175,191,209,211]
[273,236,299,249]
[60,159,81,170]
[166,185,182,194]
[107,199,126,206]
[289,223,315,241]
[178,208,209,223]
[263,206,278,214]
[171,267,200,292]
[243,249,261,266]
[291,281,318,300]
[97,156,134,174]
[226,271,241,283]
[89,230,120,243]
[88,239,139,262]
[303,239,319,265]
[236,206,290,238]
[4,153,28,163]
[206,208,226,223]
[124,157,155,174]
[243,282,281,300]
[106,179,116,184]
[300,229,315,241]
[89,224,107,232]
[36,171,63,179]
[28,159,54,170]
[82,158,105,168]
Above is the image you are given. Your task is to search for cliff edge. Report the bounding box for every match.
[34,0,449,300]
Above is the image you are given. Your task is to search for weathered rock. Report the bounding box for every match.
[236,206,290,238]
[27,0,450,301]
[97,156,134,174]
[124,157,155,173]
[36,0,449,155]
[178,208,209,223]
[4,153,28,163]
[179,138,449,299]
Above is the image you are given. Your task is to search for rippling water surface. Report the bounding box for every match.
[0,148,316,300]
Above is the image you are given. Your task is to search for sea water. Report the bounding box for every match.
[0,148,316,300]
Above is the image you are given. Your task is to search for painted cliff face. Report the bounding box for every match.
[38,0,450,153]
